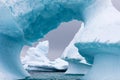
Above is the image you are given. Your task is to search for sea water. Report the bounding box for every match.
[26,72,83,80]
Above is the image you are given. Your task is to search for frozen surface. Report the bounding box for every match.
[74,0,120,80]
[2,0,86,43]
[22,41,68,72]
[0,2,29,80]
[65,61,91,74]
[0,0,88,79]
[0,0,120,80]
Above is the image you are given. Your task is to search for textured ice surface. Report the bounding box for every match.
[22,40,50,65]
[75,43,120,80]
[74,0,120,80]
[22,41,68,72]
[0,0,120,80]
[2,0,87,43]
[0,0,88,79]
[0,2,29,80]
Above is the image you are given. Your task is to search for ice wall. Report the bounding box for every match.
[74,0,120,80]
[0,2,29,80]
[0,0,92,79]
[0,0,84,79]
[3,0,87,43]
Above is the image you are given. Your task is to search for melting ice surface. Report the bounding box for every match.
[22,40,68,72]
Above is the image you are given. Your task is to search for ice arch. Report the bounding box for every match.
[0,0,93,79]
[0,0,120,80]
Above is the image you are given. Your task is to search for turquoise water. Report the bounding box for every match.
[25,72,83,80]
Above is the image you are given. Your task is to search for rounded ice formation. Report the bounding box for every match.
[22,40,68,72]
[61,24,91,74]
[75,0,120,80]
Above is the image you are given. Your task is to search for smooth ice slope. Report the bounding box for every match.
[65,61,91,75]
[61,24,91,74]
[0,2,29,80]
[22,41,68,72]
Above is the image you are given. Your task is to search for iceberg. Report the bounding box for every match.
[0,1,29,80]
[22,40,68,72]
[75,0,120,80]
[22,40,50,66]
[0,0,86,79]
[0,0,119,80]
[61,23,91,74]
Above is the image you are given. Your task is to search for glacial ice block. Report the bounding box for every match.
[75,43,120,80]
[0,0,85,79]
[0,34,29,80]
[74,0,120,79]
[1,0,120,80]
[0,0,93,79]
[22,40,50,67]
[61,24,91,74]
[22,41,68,72]
[0,3,29,80]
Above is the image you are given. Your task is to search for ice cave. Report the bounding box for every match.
[0,0,120,80]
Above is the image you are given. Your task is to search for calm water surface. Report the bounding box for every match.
[24,72,83,80]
